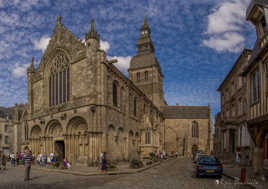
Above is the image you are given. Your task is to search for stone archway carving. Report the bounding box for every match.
[45,120,63,137]
[66,116,88,164]
[30,125,42,156]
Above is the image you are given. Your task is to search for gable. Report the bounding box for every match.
[38,23,86,71]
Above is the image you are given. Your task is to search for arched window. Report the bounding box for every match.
[137,72,140,81]
[113,81,118,106]
[145,128,151,144]
[49,53,70,107]
[145,71,148,80]
[120,87,124,112]
[192,121,199,138]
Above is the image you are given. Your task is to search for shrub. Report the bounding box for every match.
[130,159,143,169]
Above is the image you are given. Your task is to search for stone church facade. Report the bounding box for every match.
[16,17,212,166]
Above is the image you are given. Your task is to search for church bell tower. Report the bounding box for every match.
[129,17,165,108]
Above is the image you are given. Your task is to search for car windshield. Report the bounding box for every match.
[199,156,216,163]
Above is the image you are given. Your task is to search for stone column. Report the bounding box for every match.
[88,133,92,165]
[252,147,264,177]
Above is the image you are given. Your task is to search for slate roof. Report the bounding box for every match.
[162,106,210,119]
[129,52,163,75]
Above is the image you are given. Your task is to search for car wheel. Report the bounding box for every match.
[217,175,222,179]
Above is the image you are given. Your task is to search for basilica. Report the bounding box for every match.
[2,17,213,166]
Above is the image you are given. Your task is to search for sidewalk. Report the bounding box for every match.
[15,159,172,176]
[222,164,268,189]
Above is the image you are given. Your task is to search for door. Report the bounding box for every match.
[55,140,65,162]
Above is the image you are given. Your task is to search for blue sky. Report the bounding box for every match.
[0,0,257,123]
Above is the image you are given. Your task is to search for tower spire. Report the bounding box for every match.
[90,19,95,33]
[57,16,61,25]
[144,16,147,26]
[85,19,100,42]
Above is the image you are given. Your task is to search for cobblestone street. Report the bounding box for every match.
[0,158,241,189]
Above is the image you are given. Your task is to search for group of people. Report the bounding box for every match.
[155,151,168,160]
[36,152,71,169]
[37,152,54,167]
[8,152,25,167]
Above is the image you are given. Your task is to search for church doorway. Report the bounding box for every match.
[55,140,65,161]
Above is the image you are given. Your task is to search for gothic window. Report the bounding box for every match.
[49,76,52,106]
[5,136,8,144]
[63,70,66,103]
[137,72,140,81]
[145,71,148,80]
[56,72,58,105]
[134,96,137,116]
[113,81,118,107]
[59,71,62,104]
[49,53,70,107]
[120,87,124,112]
[251,69,260,104]
[145,128,151,144]
[192,121,199,138]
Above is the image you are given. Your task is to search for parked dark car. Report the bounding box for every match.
[194,153,207,164]
[196,155,222,178]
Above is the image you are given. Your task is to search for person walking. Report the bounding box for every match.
[99,152,104,169]
[10,152,15,167]
[101,152,107,173]
[23,148,33,181]
[2,153,7,170]
[236,151,241,167]
[175,152,178,158]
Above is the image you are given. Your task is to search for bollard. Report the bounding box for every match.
[240,167,246,183]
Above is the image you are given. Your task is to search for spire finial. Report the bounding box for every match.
[90,19,95,32]
[31,57,35,65]
[144,16,147,25]
[57,16,61,24]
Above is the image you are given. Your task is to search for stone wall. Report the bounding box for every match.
[165,118,212,157]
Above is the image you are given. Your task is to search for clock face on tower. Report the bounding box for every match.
[141,30,148,35]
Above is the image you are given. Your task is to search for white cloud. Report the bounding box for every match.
[33,36,50,52]
[100,40,110,52]
[203,32,245,52]
[12,63,30,78]
[203,0,250,53]
[108,56,132,74]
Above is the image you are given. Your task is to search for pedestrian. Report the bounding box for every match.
[2,153,7,170]
[101,152,107,173]
[10,152,15,167]
[18,152,22,165]
[236,151,241,167]
[175,152,178,158]
[42,153,47,167]
[38,153,42,167]
[99,152,104,169]
[23,148,33,181]
[15,152,19,166]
